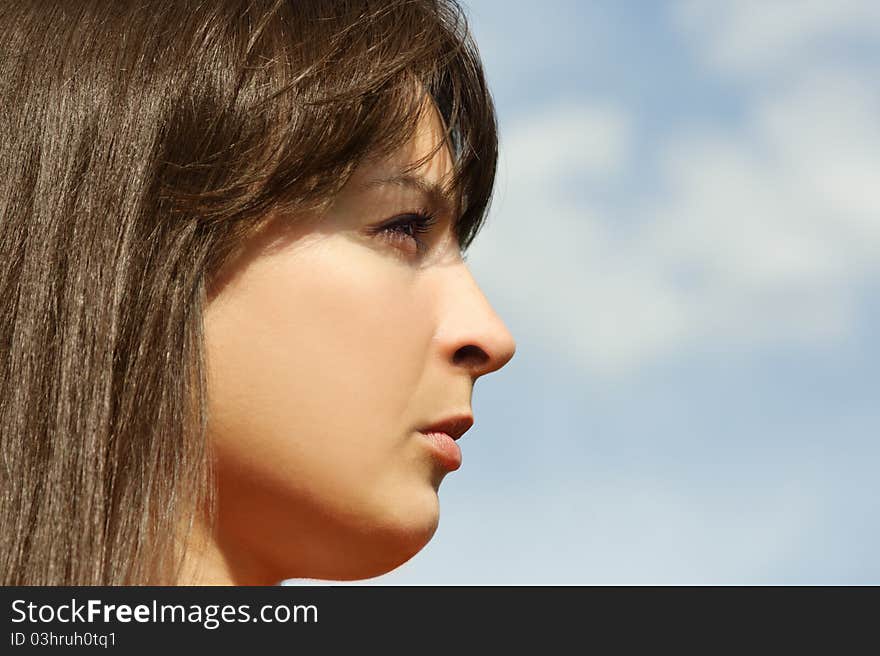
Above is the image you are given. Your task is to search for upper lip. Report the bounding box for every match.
[419,414,474,441]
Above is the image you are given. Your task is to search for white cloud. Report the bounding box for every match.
[674,0,880,76]
[468,33,880,377]
[470,102,696,375]
[499,103,631,184]
[643,68,880,342]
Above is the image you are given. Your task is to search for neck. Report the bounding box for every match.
[175,515,277,586]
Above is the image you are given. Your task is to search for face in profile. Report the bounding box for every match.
[194,102,516,584]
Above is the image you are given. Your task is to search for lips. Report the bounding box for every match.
[418,414,474,441]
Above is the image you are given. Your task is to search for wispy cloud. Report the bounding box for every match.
[469,3,880,377]
[674,0,880,76]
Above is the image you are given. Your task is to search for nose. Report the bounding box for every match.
[434,260,517,381]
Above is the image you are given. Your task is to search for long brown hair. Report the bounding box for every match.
[0,0,497,585]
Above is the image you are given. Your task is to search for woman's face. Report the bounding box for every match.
[199,104,516,583]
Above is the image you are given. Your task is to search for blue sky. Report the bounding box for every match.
[291,1,880,584]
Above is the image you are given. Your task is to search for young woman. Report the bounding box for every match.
[0,0,516,585]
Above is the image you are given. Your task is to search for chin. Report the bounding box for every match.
[339,529,438,580]
[306,485,442,581]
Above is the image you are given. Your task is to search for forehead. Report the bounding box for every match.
[346,99,458,212]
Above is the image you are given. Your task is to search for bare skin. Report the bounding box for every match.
[178,101,516,585]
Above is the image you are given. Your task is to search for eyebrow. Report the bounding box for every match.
[359,173,459,219]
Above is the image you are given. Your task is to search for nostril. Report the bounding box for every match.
[453,344,489,369]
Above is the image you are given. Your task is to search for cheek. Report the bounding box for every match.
[208,243,429,428]
[203,241,437,540]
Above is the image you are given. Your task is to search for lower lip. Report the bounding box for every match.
[419,432,462,471]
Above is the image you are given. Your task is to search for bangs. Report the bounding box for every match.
[165,0,497,257]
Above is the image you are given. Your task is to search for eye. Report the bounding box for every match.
[371,209,438,256]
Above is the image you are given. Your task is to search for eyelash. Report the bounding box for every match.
[373,208,439,256]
